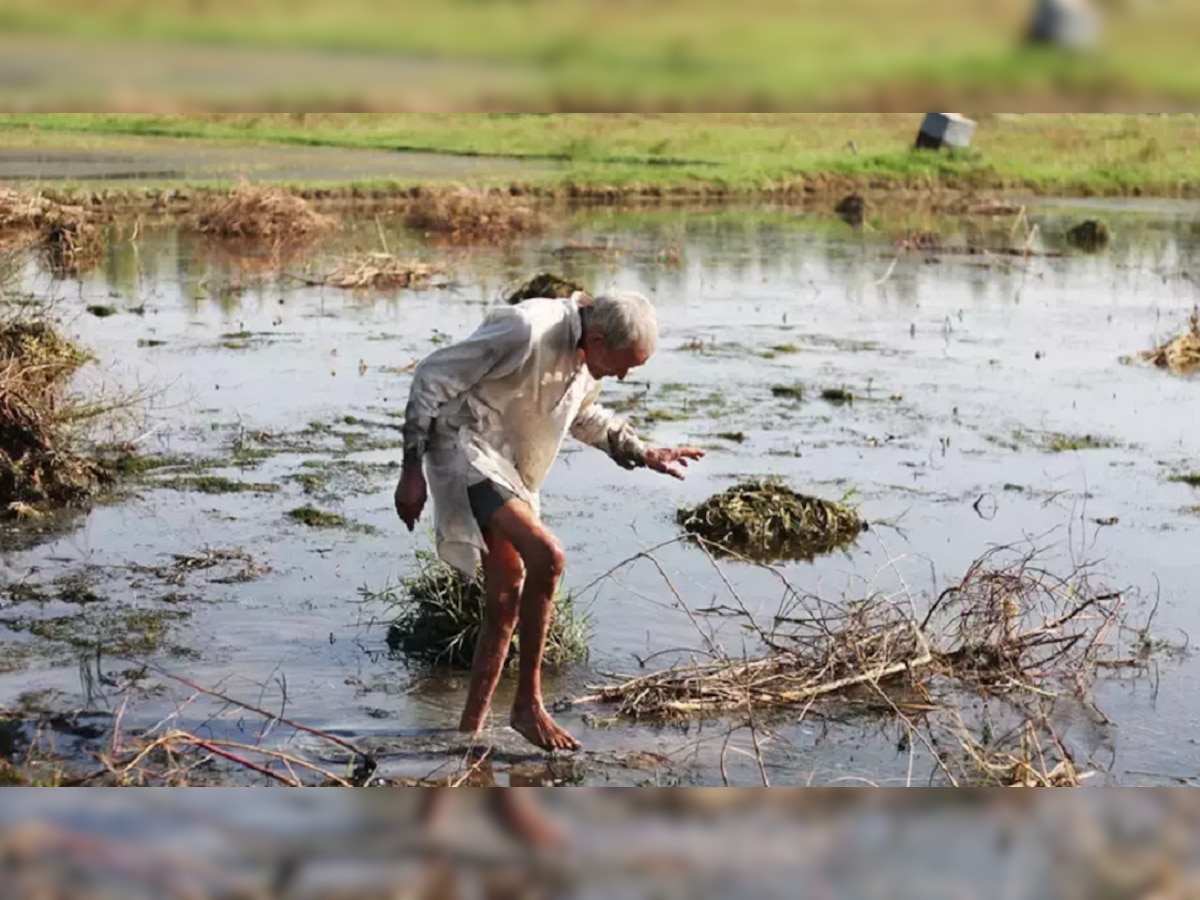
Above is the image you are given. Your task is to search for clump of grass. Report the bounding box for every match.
[1169,473,1200,488]
[771,343,802,354]
[86,305,117,318]
[821,387,854,405]
[1065,219,1112,252]
[0,190,102,276]
[405,189,547,243]
[0,316,108,514]
[506,271,587,305]
[677,478,867,562]
[287,505,348,528]
[1046,433,1116,453]
[156,475,280,495]
[771,384,805,400]
[835,193,866,227]
[323,253,445,290]
[192,182,334,241]
[1140,310,1200,375]
[715,431,747,443]
[374,550,590,669]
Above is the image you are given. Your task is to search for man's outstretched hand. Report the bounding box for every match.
[394,466,427,531]
[644,446,705,480]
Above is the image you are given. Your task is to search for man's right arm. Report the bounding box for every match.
[395,312,534,530]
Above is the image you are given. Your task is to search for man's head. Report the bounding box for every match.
[580,290,658,380]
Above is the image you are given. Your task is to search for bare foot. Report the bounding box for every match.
[510,704,581,752]
[488,790,569,849]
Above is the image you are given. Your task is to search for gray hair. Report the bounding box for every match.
[587,290,658,354]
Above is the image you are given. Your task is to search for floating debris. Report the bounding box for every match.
[820,387,854,405]
[1066,219,1112,252]
[835,193,866,227]
[287,505,348,528]
[771,384,805,400]
[676,478,867,562]
[371,550,590,669]
[1140,311,1200,375]
[322,254,445,291]
[506,271,587,305]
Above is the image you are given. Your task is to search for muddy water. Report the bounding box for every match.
[3,200,1200,786]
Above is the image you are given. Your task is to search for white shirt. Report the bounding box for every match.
[403,295,647,574]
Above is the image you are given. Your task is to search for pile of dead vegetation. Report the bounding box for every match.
[366,550,590,669]
[677,478,867,562]
[317,253,446,291]
[505,271,587,305]
[0,190,102,276]
[0,313,108,517]
[1137,309,1200,375]
[191,182,335,242]
[568,540,1160,787]
[405,188,547,243]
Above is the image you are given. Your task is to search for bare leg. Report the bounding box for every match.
[488,789,567,849]
[459,531,524,736]
[488,502,581,752]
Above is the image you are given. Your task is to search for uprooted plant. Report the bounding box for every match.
[362,549,591,670]
[0,309,109,515]
[677,478,868,563]
[567,535,1171,786]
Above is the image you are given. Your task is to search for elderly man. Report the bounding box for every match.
[395,289,703,751]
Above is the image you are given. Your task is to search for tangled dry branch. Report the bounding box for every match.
[569,537,1156,786]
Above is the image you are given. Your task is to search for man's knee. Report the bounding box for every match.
[490,578,523,618]
[523,534,565,582]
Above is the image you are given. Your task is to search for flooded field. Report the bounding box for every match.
[2,197,1199,787]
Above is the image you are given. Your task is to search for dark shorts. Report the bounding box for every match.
[467,479,518,531]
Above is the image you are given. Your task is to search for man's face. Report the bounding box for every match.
[583,334,652,381]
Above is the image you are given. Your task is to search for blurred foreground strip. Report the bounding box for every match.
[1,790,1199,898]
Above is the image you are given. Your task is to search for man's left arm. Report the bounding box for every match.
[570,389,705,480]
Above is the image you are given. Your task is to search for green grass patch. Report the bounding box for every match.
[821,387,854,405]
[2,113,1200,196]
[771,384,805,400]
[1045,434,1117,453]
[1169,473,1200,488]
[370,550,589,670]
[287,505,347,527]
[155,475,280,494]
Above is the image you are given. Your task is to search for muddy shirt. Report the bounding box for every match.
[402,294,648,574]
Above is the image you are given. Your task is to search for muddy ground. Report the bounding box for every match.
[2,192,1199,787]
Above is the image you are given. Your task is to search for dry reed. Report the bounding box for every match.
[191,182,334,241]
[405,189,547,243]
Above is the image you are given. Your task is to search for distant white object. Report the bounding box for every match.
[915,113,977,151]
[1027,0,1101,48]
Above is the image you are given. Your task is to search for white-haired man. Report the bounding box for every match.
[395,289,703,751]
